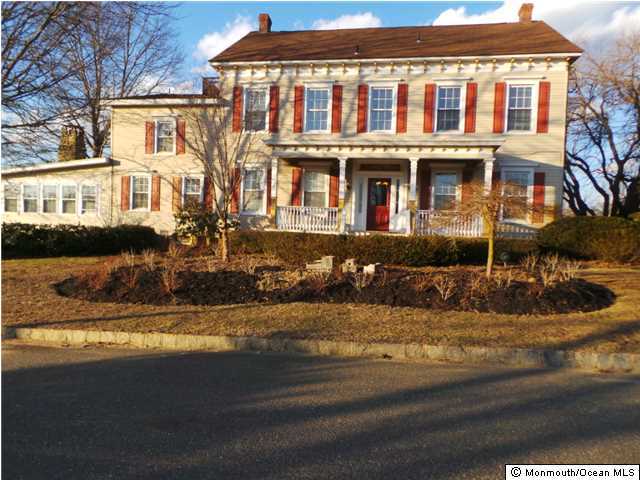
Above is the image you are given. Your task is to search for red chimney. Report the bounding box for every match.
[518,3,533,22]
[202,77,219,97]
[259,13,272,33]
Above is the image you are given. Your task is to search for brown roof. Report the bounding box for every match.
[212,21,581,63]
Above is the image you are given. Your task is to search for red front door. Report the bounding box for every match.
[366,178,391,231]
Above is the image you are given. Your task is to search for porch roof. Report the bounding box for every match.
[265,136,504,160]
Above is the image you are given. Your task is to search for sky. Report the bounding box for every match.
[170,0,640,91]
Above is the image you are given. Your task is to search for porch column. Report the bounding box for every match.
[270,157,278,224]
[483,157,495,235]
[408,157,419,234]
[338,156,347,233]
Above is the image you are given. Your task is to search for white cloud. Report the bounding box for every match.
[431,1,640,46]
[194,15,255,61]
[312,12,382,30]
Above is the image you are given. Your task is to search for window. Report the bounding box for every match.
[436,86,462,132]
[4,184,19,212]
[42,185,58,213]
[81,185,97,214]
[303,171,327,208]
[244,88,268,131]
[433,173,457,211]
[22,185,39,213]
[183,177,202,207]
[305,88,330,132]
[242,168,264,213]
[503,170,531,221]
[369,87,394,132]
[61,185,77,214]
[156,120,175,153]
[507,85,533,131]
[131,176,150,210]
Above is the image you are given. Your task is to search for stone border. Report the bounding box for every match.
[2,326,639,374]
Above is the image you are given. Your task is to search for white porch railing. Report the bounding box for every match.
[276,206,339,233]
[416,210,483,238]
[496,222,538,240]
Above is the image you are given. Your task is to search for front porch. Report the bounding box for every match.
[263,137,538,239]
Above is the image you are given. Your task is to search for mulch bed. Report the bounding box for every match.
[55,262,614,315]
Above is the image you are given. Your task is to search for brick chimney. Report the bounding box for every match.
[58,125,87,161]
[518,3,533,22]
[202,77,219,97]
[259,13,272,33]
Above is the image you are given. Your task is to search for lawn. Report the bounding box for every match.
[2,256,639,353]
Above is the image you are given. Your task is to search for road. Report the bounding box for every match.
[3,341,640,479]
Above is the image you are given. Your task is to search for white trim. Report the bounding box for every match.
[239,165,267,216]
[60,183,79,215]
[129,175,152,212]
[41,183,59,214]
[2,157,109,177]
[503,75,546,80]
[80,183,100,215]
[500,167,534,224]
[303,84,333,134]
[209,53,582,68]
[367,83,397,133]
[503,80,539,134]
[106,98,221,107]
[434,82,466,134]
[21,183,40,214]
[432,76,472,81]
[243,86,270,133]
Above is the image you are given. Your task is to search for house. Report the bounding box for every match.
[1,4,582,238]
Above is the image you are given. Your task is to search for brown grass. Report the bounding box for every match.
[2,256,639,353]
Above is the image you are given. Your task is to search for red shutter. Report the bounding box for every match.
[461,165,474,204]
[423,84,436,133]
[464,83,478,133]
[176,119,186,154]
[537,81,551,133]
[121,176,130,211]
[419,164,431,209]
[331,85,343,133]
[291,167,302,206]
[151,175,161,211]
[172,177,182,211]
[396,83,408,134]
[203,177,214,211]
[269,85,279,133]
[230,168,240,213]
[493,82,506,133]
[266,167,272,214]
[533,172,545,223]
[293,86,304,133]
[232,86,243,132]
[145,122,154,154]
[357,84,368,133]
[329,167,339,208]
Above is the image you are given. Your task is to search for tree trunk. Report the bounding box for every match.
[218,227,230,262]
[486,225,494,278]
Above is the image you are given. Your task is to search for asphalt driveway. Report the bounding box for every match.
[3,341,640,479]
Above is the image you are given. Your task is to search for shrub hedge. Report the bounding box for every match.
[537,216,640,263]
[230,230,536,267]
[2,223,160,259]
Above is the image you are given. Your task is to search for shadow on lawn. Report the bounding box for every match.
[2,349,639,479]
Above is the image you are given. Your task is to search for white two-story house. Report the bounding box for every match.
[2,4,582,238]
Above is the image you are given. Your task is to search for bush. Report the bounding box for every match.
[230,230,536,267]
[538,216,640,263]
[174,204,219,241]
[2,223,160,259]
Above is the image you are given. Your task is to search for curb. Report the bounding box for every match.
[3,326,639,374]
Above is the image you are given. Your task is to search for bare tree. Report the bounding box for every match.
[1,2,183,164]
[564,32,640,217]
[434,180,538,277]
[1,2,84,162]
[178,94,264,262]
